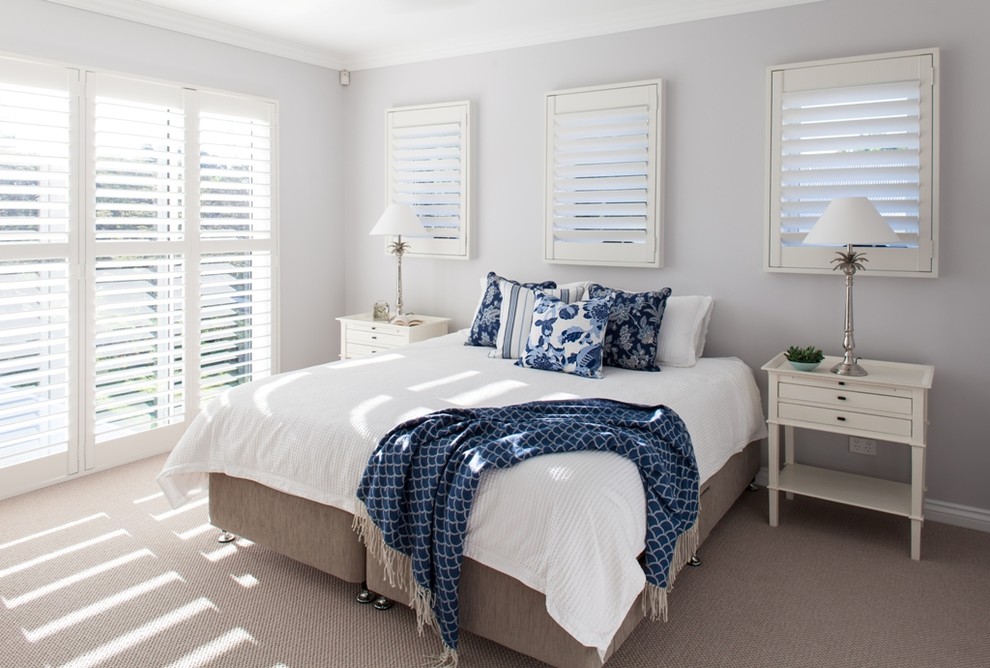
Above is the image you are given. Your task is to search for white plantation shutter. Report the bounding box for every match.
[0,260,71,468]
[199,252,272,404]
[545,80,663,268]
[0,64,73,245]
[93,255,184,442]
[88,74,187,447]
[92,84,185,242]
[767,50,939,275]
[0,56,277,497]
[199,98,272,241]
[198,94,274,404]
[386,101,471,259]
[0,59,76,479]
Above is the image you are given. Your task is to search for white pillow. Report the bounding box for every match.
[656,295,714,367]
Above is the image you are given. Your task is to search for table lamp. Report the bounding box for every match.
[369,203,426,318]
[803,197,900,376]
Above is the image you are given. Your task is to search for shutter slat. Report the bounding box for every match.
[781,165,921,185]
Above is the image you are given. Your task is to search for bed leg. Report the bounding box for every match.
[356,582,394,610]
[217,529,236,544]
[747,479,759,492]
[356,582,374,604]
[689,555,702,567]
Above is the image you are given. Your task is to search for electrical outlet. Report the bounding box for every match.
[849,437,877,455]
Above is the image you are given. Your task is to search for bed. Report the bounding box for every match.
[158,304,766,667]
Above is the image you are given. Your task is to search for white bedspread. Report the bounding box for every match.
[158,331,766,656]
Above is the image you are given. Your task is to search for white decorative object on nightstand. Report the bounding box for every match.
[762,352,934,559]
[336,313,450,360]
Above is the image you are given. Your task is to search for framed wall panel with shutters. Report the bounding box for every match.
[385,100,471,259]
[545,79,664,268]
[766,49,939,277]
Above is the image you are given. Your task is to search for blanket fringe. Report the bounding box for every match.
[423,646,458,668]
[352,507,411,594]
[641,522,699,622]
[352,506,438,636]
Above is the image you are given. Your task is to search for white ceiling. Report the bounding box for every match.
[45,0,821,71]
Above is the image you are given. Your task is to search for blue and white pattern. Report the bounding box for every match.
[465,272,556,347]
[356,398,698,662]
[588,283,672,372]
[490,282,585,360]
[516,292,611,378]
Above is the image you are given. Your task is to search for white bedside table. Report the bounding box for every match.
[336,313,450,360]
[762,352,934,559]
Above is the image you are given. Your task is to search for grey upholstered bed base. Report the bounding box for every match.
[208,440,760,668]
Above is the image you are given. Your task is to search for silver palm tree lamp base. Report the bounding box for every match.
[386,236,411,316]
[831,244,868,376]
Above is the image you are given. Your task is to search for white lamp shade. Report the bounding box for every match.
[803,197,900,246]
[369,203,426,237]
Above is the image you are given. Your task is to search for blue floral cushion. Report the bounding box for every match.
[465,272,556,347]
[515,292,613,379]
[587,283,672,372]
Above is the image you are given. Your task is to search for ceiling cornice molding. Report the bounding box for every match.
[346,0,821,71]
[43,0,346,69]
[43,0,821,72]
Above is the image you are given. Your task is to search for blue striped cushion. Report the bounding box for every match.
[489,281,585,359]
[465,272,557,348]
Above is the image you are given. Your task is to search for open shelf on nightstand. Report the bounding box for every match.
[778,464,913,518]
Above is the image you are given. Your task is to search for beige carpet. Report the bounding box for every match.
[1,454,988,668]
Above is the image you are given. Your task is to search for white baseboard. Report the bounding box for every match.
[924,499,990,533]
[753,467,990,534]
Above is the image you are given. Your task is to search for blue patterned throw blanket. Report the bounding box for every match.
[353,398,699,666]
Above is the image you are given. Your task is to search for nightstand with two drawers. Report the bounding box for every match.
[336,313,450,360]
[762,352,934,559]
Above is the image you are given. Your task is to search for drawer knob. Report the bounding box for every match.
[371,335,377,340]
[837,395,847,401]
[836,416,846,422]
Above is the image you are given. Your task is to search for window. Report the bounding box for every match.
[385,101,471,259]
[766,49,939,276]
[544,79,664,268]
[0,56,276,496]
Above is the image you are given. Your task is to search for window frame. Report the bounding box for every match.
[764,48,940,277]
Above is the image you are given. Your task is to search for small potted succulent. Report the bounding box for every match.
[784,345,824,371]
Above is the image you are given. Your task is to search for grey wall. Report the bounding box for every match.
[3,0,345,373]
[342,0,990,513]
